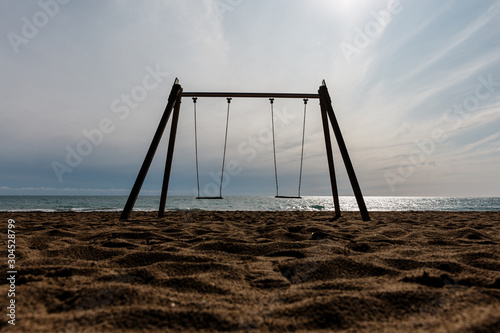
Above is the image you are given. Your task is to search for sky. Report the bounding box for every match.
[1,0,500,197]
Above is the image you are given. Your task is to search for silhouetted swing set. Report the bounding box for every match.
[120,78,370,221]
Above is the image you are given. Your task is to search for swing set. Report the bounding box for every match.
[120,78,370,221]
[193,96,307,200]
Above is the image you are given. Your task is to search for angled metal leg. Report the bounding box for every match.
[159,92,182,218]
[120,79,182,220]
[320,100,341,219]
[319,81,370,221]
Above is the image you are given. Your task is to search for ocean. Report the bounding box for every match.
[1,196,500,212]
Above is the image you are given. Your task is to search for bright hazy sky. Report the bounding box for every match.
[1,0,500,197]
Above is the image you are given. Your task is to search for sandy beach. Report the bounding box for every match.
[1,211,499,332]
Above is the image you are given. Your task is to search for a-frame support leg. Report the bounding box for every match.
[318,81,370,221]
[158,91,182,218]
[120,79,182,221]
[320,100,341,219]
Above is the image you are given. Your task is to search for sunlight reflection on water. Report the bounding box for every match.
[1,196,500,212]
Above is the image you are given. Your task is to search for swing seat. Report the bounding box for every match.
[196,196,223,199]
[275,195,302,199]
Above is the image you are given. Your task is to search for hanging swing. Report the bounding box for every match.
[270,98,308,199]
[193,97,231,199]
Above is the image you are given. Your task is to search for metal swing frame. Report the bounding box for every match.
[120,78,370,221]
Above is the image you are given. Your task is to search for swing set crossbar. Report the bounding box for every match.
[182,92,319,99]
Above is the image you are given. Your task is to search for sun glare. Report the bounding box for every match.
[338,0,359,14]
[323,0,384,20]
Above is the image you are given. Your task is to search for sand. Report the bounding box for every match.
[1,211,499,332]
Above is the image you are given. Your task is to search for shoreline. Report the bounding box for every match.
[2,196,500,214]
[2,208,500,214]
[1,211,499,331]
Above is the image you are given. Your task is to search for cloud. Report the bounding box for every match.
[397,0,500,84]
[1,1,500,197]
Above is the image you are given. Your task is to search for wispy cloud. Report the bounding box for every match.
[397,0,500,84]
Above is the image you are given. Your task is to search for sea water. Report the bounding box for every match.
[1,196,500,212]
